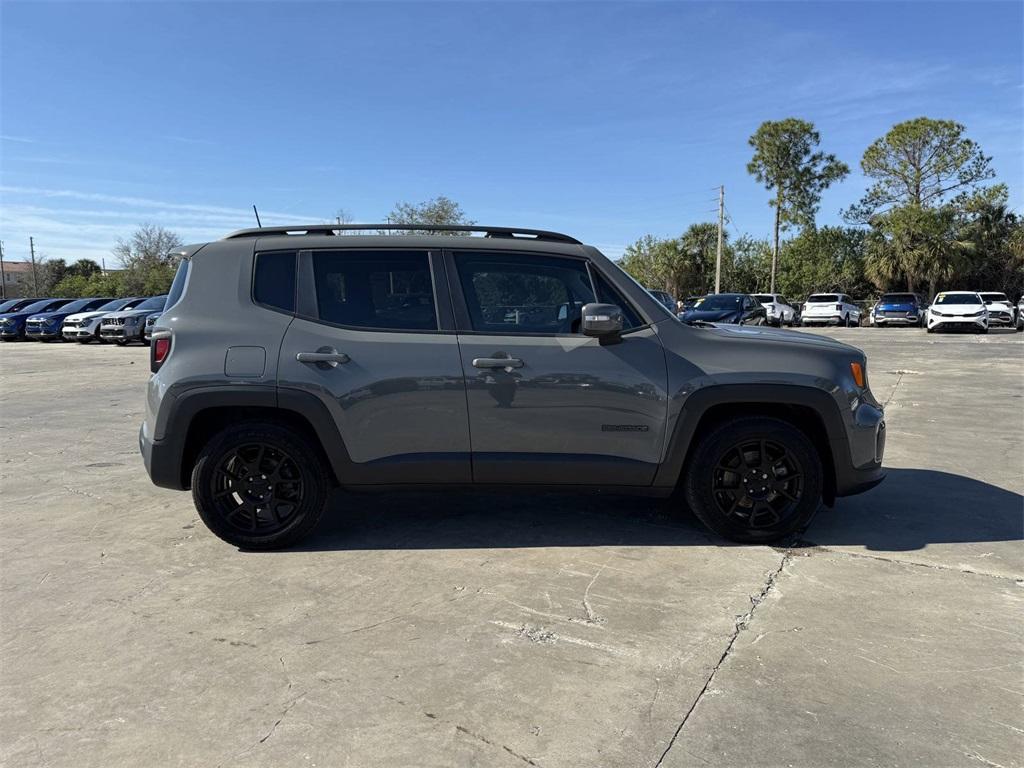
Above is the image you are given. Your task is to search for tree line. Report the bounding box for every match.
[42,123,1021,303]
[621,117,1022,301]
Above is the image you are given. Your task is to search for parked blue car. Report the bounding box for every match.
[0,298,40,314]
[870,292,928,327]
[25,298,115,341]
[0,298,74,341]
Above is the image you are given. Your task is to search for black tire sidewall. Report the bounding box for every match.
[191,422,330,550]
[684,417,823,543]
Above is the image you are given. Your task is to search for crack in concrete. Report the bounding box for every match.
[795,540,1020,581]
[454,724,542,767]
[883,370,906,407]
[653,551,792,768]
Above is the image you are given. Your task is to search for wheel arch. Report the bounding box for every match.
[161,386,350,490]
[655,384,849,505]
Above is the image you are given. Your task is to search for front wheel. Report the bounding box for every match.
[683,417,822,543]
[191,422,331,550]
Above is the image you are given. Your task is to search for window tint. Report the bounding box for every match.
[253,251,296,312]
[312,250,436,331]
[591,269,642,329]
[165,258,191,310]
[455,252,597,334]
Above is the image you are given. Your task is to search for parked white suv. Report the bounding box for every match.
[926,291,988,333]
[800,294,861,327]
[977,292,1014,328]
[752,294,798,327]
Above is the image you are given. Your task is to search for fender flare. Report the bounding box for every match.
[652,383,851,498]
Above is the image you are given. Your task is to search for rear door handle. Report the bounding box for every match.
[472,357,524,369]
[297,348,350,368]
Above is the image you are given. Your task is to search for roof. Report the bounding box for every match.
[222,224,583,245]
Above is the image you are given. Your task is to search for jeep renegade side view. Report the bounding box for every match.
[140,224,885,549]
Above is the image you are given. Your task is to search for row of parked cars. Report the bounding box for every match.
[648,290,1024,332]
[0,295,167,344]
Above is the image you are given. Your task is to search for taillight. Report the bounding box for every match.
[835,304,843,311]
[151,336,171,373]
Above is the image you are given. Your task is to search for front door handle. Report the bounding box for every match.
[297,348,350,368]
[473,357,524,369]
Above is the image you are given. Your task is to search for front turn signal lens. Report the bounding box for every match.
[850,361,865,389]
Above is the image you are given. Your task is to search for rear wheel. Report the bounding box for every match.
[683,417,822,543]
[191,422,330,550]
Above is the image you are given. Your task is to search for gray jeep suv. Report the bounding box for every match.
[140,224,885,549]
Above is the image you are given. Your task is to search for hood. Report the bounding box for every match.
[1,310,46,322]
[930,303,985,314]
[682,308,742,323]
[65,310,114,322]
[103,308,156,320]
[702,322,854,351]
[26,309,76,322]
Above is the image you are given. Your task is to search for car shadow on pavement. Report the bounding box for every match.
[802,468,1023,551]
[293,468,1022,552]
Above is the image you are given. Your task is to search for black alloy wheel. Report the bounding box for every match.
[192,423,330,549]
[684,417,823,542]
[710,437,803,529]
[209,442,304,535]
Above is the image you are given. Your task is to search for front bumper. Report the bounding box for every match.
[833,402,886,498]
[25,328,62,339]
[100,326,139,340]
[987,313,1013,326]
[928,315,986,330]
[873,314,921,325]
[0,326,22,338]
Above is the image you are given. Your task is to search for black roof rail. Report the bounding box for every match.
[222,223,582,244]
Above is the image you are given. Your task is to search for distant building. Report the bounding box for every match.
[0,261,36,298]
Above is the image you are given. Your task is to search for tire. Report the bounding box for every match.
[683,417,823,543]
[979,326,988,334]
[926,325,934,334]
[191,422,331,550]
[142,337,151,347]
[77,339,90,344]
[115,339,127,346]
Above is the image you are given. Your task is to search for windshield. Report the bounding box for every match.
[135,296,167,311]
[879,294,916,303]
[752,295,773,303]
[934,292,981,305]
[0,299,33,313]
[95,298,132,311]
[808,294,839,303]
[979,293,1008,302]
[694,295,742,311]
[59,298,102,313]
[23,299,69,313]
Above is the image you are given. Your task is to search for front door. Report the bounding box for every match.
[447,250,668,485]
[278,248,471,483]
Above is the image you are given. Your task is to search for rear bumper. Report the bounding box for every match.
[140,423,186,490]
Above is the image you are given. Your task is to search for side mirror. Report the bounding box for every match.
[581,303,623,342]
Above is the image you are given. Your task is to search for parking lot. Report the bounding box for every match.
[1,328,1021,768]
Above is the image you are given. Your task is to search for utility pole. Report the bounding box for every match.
[29,237,39,296]
[0,241,6,300]
[715,185,724,294]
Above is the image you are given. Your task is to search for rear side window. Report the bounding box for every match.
[312,250,436,331]
[253,251,297,312]
[165,257,191,311]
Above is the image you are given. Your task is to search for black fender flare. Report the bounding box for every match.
[652,383,852,500]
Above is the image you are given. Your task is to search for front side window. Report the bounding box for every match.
[312,250,436,331]
[455,252,597,334]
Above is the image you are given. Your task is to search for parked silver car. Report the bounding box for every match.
[139,223,885,550]
[62,297,146,343]
[99,295,167,345]
[977,292,1014,327]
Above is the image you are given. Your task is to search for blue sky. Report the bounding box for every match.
[1,1,1021,265]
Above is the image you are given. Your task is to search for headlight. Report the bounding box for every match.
[970,310,986,317]
[931,309,945,317]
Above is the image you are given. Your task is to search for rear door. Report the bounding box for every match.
[447,249,669,485]
[277,248,471,483]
